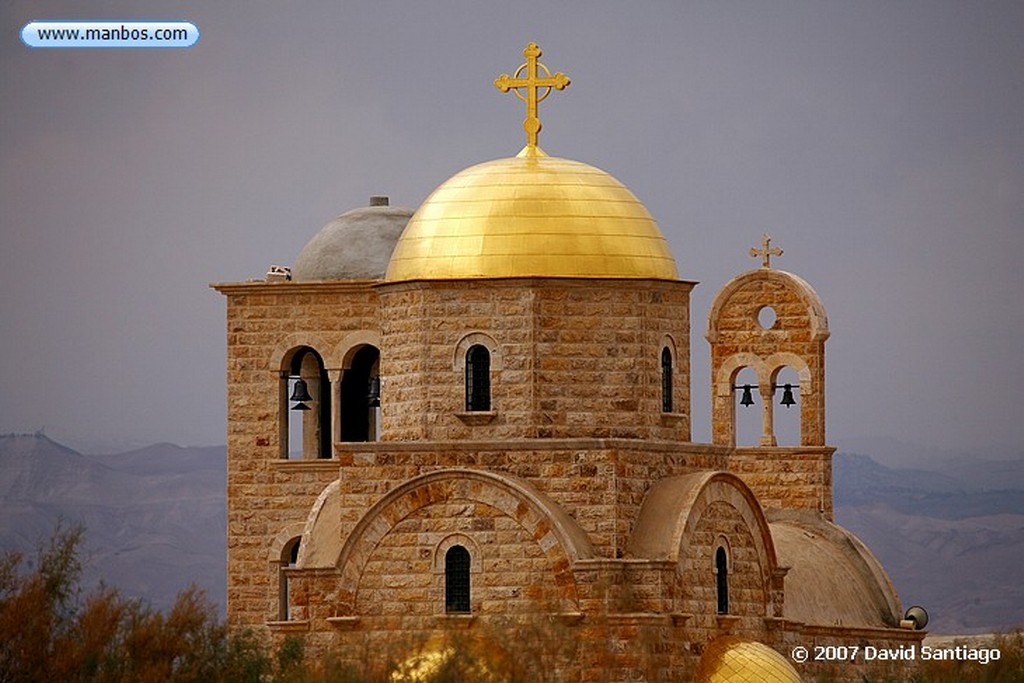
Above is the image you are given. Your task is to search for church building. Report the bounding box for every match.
[213,43,924,681]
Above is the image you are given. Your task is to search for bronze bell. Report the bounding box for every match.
[779,383,797,408]
[289,378,313,402]
[290,378,313,411]
[368,376,381,408]
[738,384,755,407]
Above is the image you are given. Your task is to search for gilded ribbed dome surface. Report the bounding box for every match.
[695,637,801,683]
[385,146,679,281]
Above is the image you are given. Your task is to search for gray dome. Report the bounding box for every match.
[292,197,414,281]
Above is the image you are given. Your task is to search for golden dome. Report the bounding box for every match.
[695,637,802,683]
[385,146,679,282]
[390,635,501,682]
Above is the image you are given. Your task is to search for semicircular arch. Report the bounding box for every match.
[706,269,829,343]
[336,330,381,371]
[628,471,778,587]
[714,353,770,397]
[334,469,594,612]
[270,333,334,373]
[453,332,503,371]
[765,352,814,395]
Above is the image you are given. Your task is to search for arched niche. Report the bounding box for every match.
[332,469,593,616]
[626,471,783,621]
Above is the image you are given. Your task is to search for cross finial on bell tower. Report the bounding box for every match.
[494,42,571,149]
[750,233,784,269]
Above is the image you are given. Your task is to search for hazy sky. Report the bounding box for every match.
[2,1,1022,455]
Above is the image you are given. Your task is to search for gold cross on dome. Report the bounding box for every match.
[494,42,571,148]
[750,233,784,268]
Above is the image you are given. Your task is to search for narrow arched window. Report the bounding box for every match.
[715,546,729,615]
[465,345,491,412]
[279,538,300,620]
[661,347,673,413]
[445,545,471,613]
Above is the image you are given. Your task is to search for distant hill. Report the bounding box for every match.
[836,436,1024,489]
[0,433,225,613]
[835,451,1024,518]
[1,432,1021,634]
[834,451,1024,634]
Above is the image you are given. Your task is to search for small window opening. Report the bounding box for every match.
[465,345,491,412]
[757,305,778,330]
[445,545,471,613]
[715,546,729,615]
[279,538,300,620]
[661,347,673,412]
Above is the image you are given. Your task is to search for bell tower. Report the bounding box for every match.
[706,236,835,516]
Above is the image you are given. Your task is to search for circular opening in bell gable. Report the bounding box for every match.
[757,306,778,330]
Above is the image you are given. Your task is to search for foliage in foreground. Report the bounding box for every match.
[2,525,1024,682]
[0,524,272,683]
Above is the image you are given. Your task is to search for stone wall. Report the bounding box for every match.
[378,278,693,443]
[273,449,804,681]
[728,446,835,518]
[213,280,382,630]
[212,273,915,683]
[329,440,730,562]
[354,499,573,619]
[213,275,696,630]
[680,499,767,624]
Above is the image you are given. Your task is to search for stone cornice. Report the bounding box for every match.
[210,280,378,295]
[732,446,837,457]
[333,438,732,456]
[266,620,310,633]
[574,558,676,571]
[793,622,927,641]
[375,276,698,293]
[271,460,341,473]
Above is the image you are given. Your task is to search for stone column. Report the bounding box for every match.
[759,383,776,447]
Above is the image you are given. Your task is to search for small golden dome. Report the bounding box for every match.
[695,637,802,683]
[385,146,679,282]
[390,635,500,682]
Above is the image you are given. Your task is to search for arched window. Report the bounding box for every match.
[279,538,300,620]
[339,345,380,442]
[465,345,491,412]
[661,347,673,413]
[445,545,471,613]
[715,546,729,615]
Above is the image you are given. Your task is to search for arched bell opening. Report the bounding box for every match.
[732,366,762,447]
[339,344,380,442]
[281,346,331,459]
[771,366,802,446]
